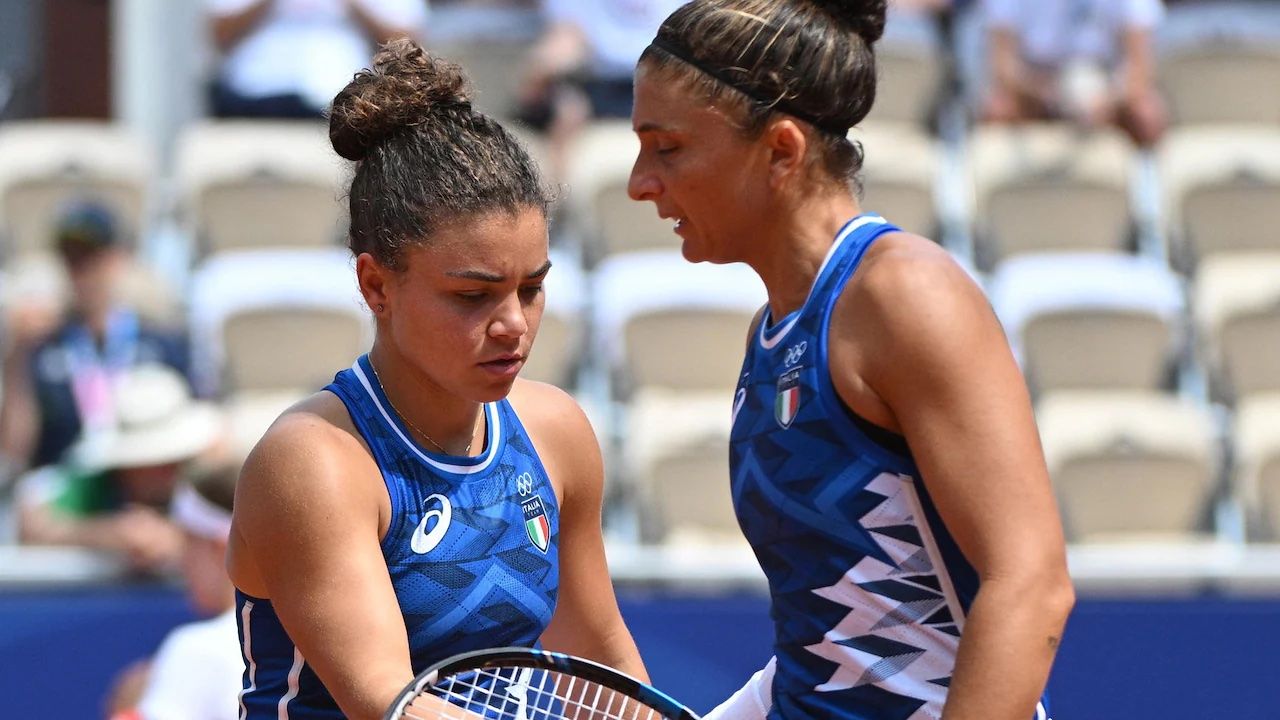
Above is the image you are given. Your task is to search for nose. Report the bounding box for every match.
[628,155,661,203]
[488,292,529,340]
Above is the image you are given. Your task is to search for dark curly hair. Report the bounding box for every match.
[328,39,552,270]
[640,0,887,186]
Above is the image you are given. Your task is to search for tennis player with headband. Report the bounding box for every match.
[227,39,647,719]
[628,2,1074,719]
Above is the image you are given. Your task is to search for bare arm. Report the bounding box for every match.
[515,382,648,681]
[0,344,38,480]
[231,411,413,720]
[209,0,273,52]
[1119,27,1157,101]
[988,27,1027,100]
[345,0,423,45]
[520,21,590,103]
[838,239,1074,720]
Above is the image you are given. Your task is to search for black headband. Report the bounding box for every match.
[647,35,850,137]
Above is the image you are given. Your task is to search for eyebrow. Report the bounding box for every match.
[635,121,675,134]
[445,259,553,283]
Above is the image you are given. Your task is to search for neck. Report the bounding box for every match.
[368,342,485,456]
[79,305,115,341]
[749,190,861,322]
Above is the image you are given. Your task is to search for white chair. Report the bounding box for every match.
[565,121,678,266]
[188,248,369,398]
[175,121,346,261]
[1234,393,1280,540]
[970,124,1133,267]
[592,250,766,396]
[625,390,744,547]
[0,121,153,258]
[989,253,1186,394]
[1159,42,1280,126]
[1193,253,1280,404]
[521,250,587,390]
[1159,125,1280,269]
[1037,391,1220,543]
[851,122,941,237]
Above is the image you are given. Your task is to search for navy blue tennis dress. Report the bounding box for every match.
[730,215,1051,720]
[235,355,561,719]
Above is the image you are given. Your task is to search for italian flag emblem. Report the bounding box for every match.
[522,495,551,553]
[776,368,802,429]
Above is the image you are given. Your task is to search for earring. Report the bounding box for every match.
[377,303,385,313]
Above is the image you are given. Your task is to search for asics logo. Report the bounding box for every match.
[784,341,808,367]
[731,388,747,425]
[410,494,452,554]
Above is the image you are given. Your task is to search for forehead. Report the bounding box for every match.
[632,63,730,132]
[407,207,548,274]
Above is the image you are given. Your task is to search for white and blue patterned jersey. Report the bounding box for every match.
[729,215,1050,720]
[236,355,560,719]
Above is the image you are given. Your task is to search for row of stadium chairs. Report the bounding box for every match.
[4,119,1280,275]
[438,20,1280,129]
[626,382,1280,547]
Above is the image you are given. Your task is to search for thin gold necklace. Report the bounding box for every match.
[368,357,476,456]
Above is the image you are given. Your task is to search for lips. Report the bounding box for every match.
[479,354,524,378]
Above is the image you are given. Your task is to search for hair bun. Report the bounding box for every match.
[808,0,887,45]
[329,38,472,162]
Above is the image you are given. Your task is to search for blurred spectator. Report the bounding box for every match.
[517,0,687,179]
[108,462,243,720]
[0,202,191,483]
[206,0,429,119]
[13,364,223,574]
[981,0,1167,147]
[426,0,541,43]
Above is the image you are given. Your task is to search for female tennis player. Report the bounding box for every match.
[227,39,647,720]
[628,2,1074,719]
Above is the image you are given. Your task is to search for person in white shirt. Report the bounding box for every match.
[981,0,1167,146]
[206,0,429,118]
[130,463,244,720]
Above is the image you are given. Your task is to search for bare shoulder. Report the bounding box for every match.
[506,378,592,437]
[840,231,990,336]
[236,390,379,520]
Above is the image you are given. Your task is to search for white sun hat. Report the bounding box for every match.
[71,364,224,471]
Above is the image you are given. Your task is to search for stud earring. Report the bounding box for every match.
[377,303,385,313]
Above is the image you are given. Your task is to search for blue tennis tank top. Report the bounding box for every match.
[236,355,560,719]
[730,215,1051,720]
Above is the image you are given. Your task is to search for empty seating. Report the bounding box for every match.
[592,251,765,396]
[1234,394,1280,540]
[1194,254,1280,404]
[175,121,346,261]
[625,391,742,546]
[188,248,369,398]
[520,250,586,391]
[1159,42,1280,126]
[0,121,152,258]
[432,37,538,122]
[866,41,945,128]
[989,253,1185,394]
[565,121,677,265]
[1037,391,1220,543]
[970,124,1133,267]
[852,122,940,237]
[593,251,763,544]
[1160,126,1280,268]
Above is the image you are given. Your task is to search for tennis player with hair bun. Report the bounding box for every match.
[227,39,646,720]
[629,1,1074,718]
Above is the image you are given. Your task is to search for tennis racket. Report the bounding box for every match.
[384,647,702,720]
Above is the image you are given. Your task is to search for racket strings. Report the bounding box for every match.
[400,666,664,720]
